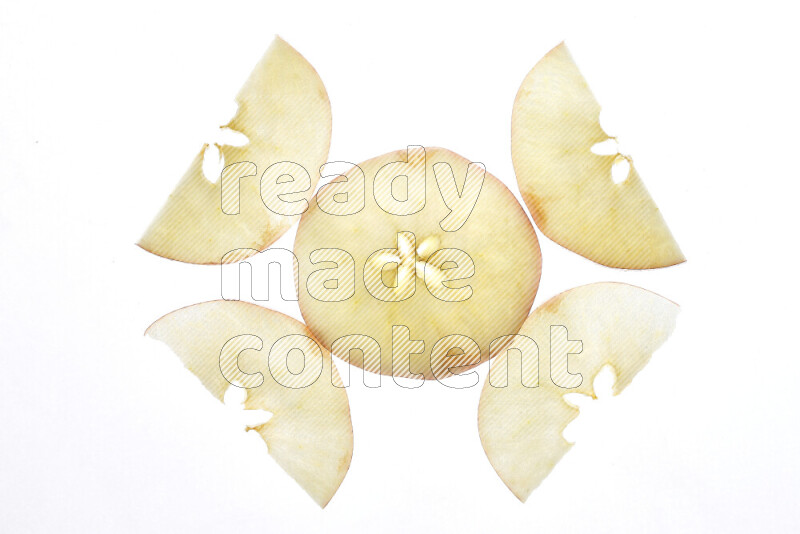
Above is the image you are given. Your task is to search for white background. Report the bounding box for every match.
[1,0,798,531]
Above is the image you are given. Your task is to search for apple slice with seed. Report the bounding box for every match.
[511,43,684,269]
[146,300,353,507]
[478,282,678,501]
[293,146,542,380]
[139,37,331,264]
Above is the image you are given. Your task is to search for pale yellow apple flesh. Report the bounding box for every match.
[146,300,353,507]
[293,147,542,380]
[478,282,678,501]
[139,37,332,265]
[511,43,684,269]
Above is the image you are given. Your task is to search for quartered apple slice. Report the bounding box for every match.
[478,283,678,501]
[139,37,332,264]
[511,43,684,269]
[294,147,542,380]
[146,300,353,507]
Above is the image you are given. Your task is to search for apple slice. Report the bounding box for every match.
[478,283,678,501]
[139,37,332,264]
[146,300,353,507]
[293,147,542,380]
[511,43,684,269]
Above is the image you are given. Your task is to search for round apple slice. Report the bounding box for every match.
[146,300,353,508]
[139,37,332,265]
[293,146,542,380]
[478,283,679,502]
[511,43,684,269]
